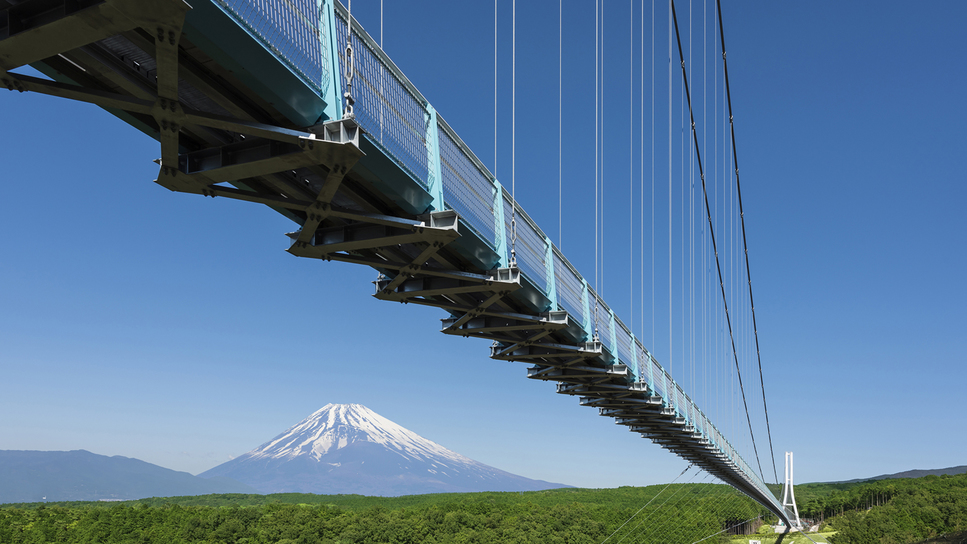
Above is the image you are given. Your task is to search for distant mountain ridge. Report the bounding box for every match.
[0,450,257,504]
[200,403,569,496]
[837,465,967,484]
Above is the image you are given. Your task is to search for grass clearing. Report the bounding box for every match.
[726,532,835,544]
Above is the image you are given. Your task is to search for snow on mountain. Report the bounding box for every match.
[200,404,569,496]
[248,404,472,466]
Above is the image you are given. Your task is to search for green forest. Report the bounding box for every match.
[0,485,765,544]
[808,474,967,543]
[2,473,966,543]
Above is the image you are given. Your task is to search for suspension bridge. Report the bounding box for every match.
[0,0,795,531]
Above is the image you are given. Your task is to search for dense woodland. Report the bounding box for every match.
[2,473,966,543]
[0,485,765,544]
[816,474,967,544]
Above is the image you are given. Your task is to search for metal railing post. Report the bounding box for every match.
[425,104,443,210]
[581,279,592,339]
[608,310,617,359]
[494,183,508,265]
[662,371,670,410]
[631,335,640,382]
[545,238,557,309]
[319,0,343,121]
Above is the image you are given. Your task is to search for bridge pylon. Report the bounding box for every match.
[781,451,802,528]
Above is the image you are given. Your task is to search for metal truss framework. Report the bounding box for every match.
[0,0,788,525]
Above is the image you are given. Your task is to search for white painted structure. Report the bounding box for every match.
[782,451,802,528]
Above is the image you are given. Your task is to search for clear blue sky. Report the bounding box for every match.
[1,1,964,489]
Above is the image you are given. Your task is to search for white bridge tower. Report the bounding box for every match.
[781,451,802,528]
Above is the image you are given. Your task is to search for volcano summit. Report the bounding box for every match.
[200,404,567,496]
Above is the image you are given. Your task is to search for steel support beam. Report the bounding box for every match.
[0,0,189,71]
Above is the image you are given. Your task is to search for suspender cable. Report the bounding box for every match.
[680,21,685,385]
[342,0,354,118]
[593,0,600,339]
[667,0,673,377]
[689,0,694,400]
[510,0,517,266]
[640,0,644,343]
[671,0,765,483]
[494,0,497,179]
[717,0,779,484]
[701,0,708,405]
[629,0,634,337]
[705,0,721,428]
[640,0,645,343]
[559,0,563,248]
[598,1,610,298]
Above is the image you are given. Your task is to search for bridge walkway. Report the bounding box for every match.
[0,0,789,523]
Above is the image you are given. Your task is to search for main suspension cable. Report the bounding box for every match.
[651,0,655,351]
[670,0,765,483]
[716,0,779,484]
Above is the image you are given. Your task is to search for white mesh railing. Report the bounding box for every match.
[615,321,634,370]
[502,194,548,294]
[334,7,431,189]
[438,122,497,247]
[215,0,328,94]
[590,291,614,353]
[515,212,548,293]
[553,249,584,323]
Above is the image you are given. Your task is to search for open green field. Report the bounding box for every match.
[725,532,835,544]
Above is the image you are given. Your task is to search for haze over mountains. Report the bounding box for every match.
[7,403,958,504]
[200,403,569,496]
[835,465,967,484]
[0,404,565,503]
[0,450,255,504]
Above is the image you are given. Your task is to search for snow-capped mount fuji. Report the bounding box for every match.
[239,404,476,466]
[199,404,568,496]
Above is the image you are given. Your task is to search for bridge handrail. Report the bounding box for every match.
[437,117,499,247]
[552,247,586,325]
[333,3,433,190]
[215,0,330,95]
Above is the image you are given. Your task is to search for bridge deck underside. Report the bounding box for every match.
[0,0,787,524]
